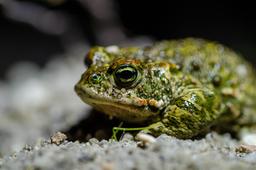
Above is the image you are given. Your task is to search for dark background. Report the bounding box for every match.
[0,0,256,78]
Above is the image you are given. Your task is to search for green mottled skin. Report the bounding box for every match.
[75,38,256,139]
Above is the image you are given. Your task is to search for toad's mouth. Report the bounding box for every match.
[75,86,158,123]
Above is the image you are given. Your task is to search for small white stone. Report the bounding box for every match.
[136,132,156,144]
[241,133,256,145]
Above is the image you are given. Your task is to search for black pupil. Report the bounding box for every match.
[115,66,137,84]
[118,70,135,79]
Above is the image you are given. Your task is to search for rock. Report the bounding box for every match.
[50,132,67,145]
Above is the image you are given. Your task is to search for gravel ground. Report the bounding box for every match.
[0,44,90,155]
[1,133,256,170]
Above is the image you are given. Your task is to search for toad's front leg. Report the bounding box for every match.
[147,88,222,138]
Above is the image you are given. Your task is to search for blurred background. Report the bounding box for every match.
[0,0,256,156]
[1,0,256,78]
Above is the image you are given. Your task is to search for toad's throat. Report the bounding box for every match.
[78,91,159,123]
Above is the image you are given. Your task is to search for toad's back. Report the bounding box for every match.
[142,38,256,129]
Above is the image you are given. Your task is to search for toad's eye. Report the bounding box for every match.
[114,64,140,88]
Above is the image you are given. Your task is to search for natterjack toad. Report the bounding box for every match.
[75,38,256,139]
